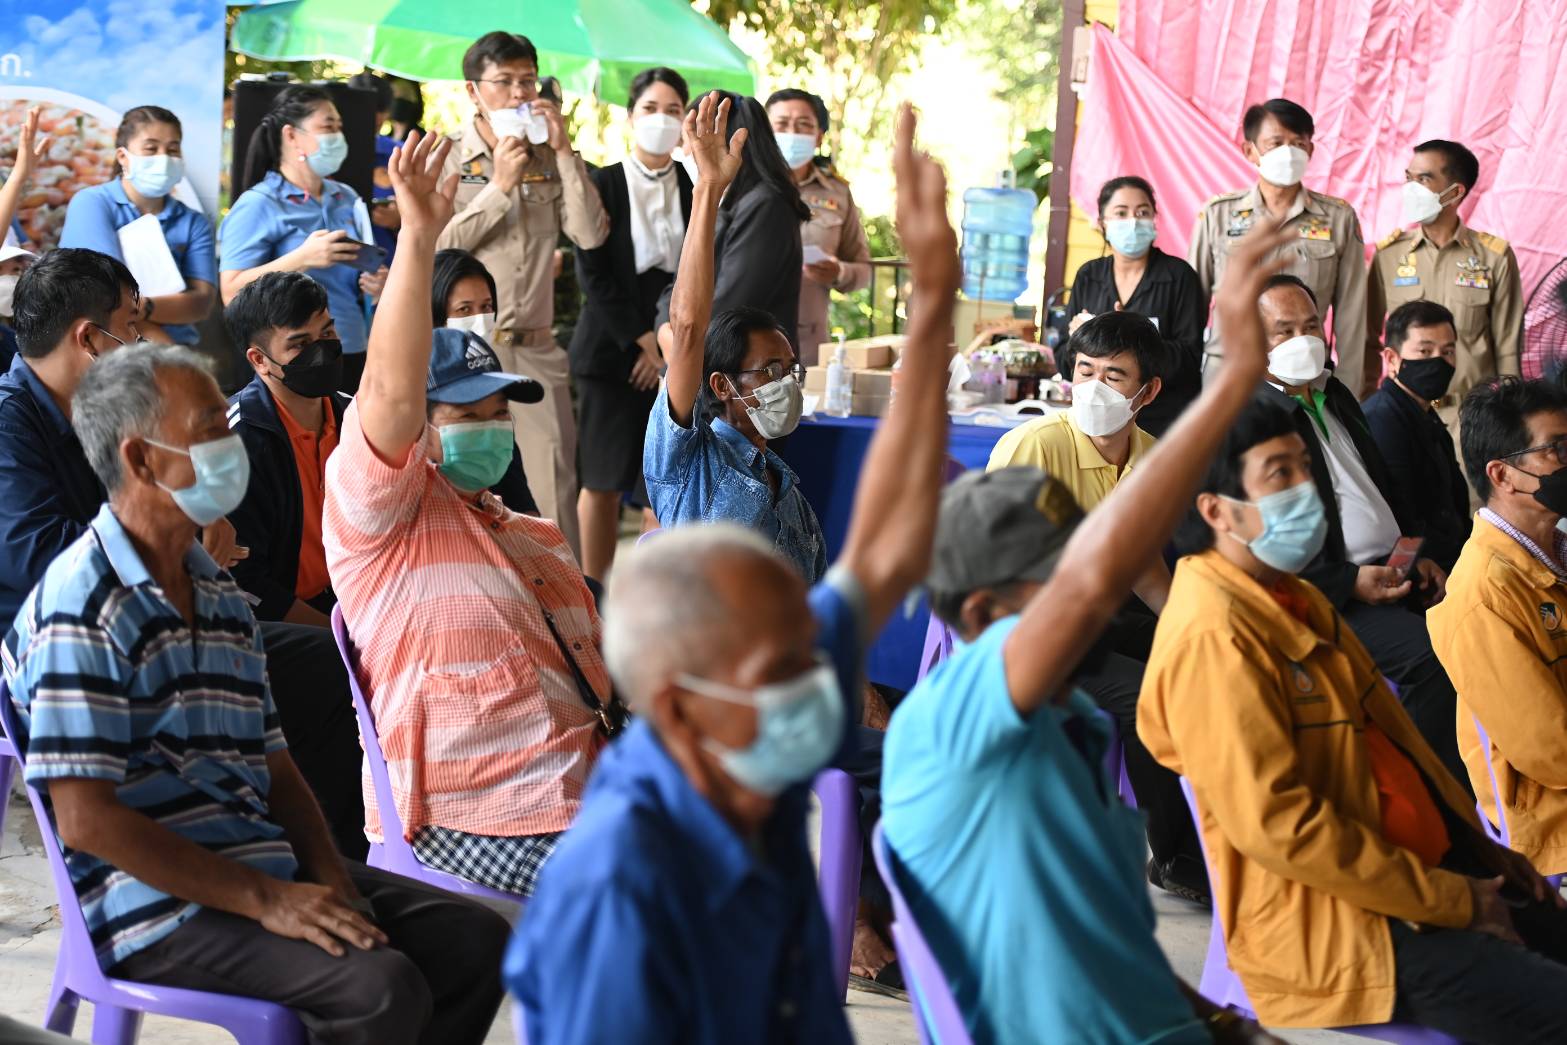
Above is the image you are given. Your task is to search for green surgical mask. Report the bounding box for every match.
[436,419,513,491]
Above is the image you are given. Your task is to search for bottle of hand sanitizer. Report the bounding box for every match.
[825,336,852,417]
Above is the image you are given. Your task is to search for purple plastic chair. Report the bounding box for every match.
[635,527,663,546]
[1179,778,1460,1044]
[329,606,525,908]
[915,613,956,684]
[0,729,15,853]
[0,681,307,1044]
[1470,714,1565,889]
[812,768,861,1000]
[870,823,973,1045]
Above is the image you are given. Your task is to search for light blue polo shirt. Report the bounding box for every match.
[59,180,217,347]
[220,171,368,354]
[882,616,1208,1045]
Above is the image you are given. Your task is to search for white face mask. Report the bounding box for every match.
[1257,144,1309,187]
[0,273,16,318]
[1070,378,1146,437]
[1268,334,1328,384]
[446,312,496,343]
[1401,180,1458,226]
[726,373,804,440]
[633,113,683,157]
[774,131,817,169]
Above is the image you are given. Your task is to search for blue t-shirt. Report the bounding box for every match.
[59,180,217,347]
[220,171,369,354]
[882,616,1208,1045]
[643,384,827,582]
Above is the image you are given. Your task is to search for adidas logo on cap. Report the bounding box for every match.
[464,337,499,372]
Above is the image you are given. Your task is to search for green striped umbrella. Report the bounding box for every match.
[231,0,757,101]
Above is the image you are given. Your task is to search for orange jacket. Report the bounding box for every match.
[1430,516,1567,874]
[1139,550,1480,1028]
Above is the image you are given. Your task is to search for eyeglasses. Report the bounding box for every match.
[733,361,805,385]
[473,77,539,94]
[1501,437,1567,466]
[92,322,144,348]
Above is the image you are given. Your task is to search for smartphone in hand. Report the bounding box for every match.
[342,240,388,274]
[1385,536,1425,580]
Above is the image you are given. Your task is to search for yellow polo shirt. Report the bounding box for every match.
[985,412,1156,510]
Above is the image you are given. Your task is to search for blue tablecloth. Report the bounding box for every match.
[776,414,1013,692]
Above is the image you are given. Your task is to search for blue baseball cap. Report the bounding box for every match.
[426,328,543,405]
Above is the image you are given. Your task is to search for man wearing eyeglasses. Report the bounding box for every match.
[1431,377,1567,877]
[438,31,609,560]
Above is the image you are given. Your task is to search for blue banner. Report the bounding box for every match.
[0,0,226,247]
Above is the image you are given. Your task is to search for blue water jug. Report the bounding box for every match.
[960,170,1036,302]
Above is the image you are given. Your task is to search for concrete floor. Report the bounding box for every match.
[0,780,1365,1043]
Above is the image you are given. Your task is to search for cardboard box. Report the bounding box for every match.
[839,334,904,370]
[851,393,891,418]
[804,365,830,394]
[852,368,894,396]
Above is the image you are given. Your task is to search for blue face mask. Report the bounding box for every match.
[304,131,348,178]
[676,661,845,797]
[1104,217,1157,258]
[145,434,252,526]
[127,153,184,199]
[1221,480,1328,574]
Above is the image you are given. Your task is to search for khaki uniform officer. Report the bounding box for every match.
[796,164,870,365]
[439,33,610,557]
[1191,186,1368,396]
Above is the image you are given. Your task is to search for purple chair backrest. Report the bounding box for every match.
[330,606,412,850]
[635,528,663,547]
[1470,714,1511,844]
[916,613,956,684]
[870,823,974,1045]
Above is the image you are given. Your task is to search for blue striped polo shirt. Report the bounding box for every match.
[3,504,298,968]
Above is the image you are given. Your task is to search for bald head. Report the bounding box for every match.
[1258,278,1323,349]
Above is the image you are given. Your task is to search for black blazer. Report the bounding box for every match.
[656,183,805,353]
[570,161,692,380]
[1258,378,1420,608]
[1056,247,1208,438]
[1361,377,1472,572]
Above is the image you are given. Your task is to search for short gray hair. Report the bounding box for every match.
[603,524,781,706]
[72,344,213,494]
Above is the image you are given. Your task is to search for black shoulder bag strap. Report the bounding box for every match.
[541,609,629,739]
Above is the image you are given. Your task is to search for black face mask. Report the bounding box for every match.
[1515,465,1567,517]
[1394,356,1455,401]
[263,338,343,399]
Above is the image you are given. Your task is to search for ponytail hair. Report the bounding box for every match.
[241,85,333,194]
[112,105,181,177]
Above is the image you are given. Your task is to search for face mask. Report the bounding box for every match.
[488,103,549,144]
[1257,144,1309,187]
[1268,334,1328,385]
[774,131,817,169]
[633,113,683,157]
[261,337,343,399]
[1221,480,1328,574]
[1070,378,1146,438]
[1400,180,1458,226]
[0,274,16,318]
[1393,356,1455,401]
[126,153,184,199]
[672,147,699,185]
[1103,217,1157,258]
[726,374,803,440]
[303,131,348,178]
[446,312,496,343]
[676,662,845,797]
[145,433,252,527]
[436,419,514,492]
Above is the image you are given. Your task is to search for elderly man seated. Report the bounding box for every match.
[322,128,619,894]
[1141,392,1567,1045]
[1431,377,1567,875]
[4,343,508,1044]
[503,100,956,1045]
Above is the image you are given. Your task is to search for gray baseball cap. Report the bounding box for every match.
[927,467,1085,595]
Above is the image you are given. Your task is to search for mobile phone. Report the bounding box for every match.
[1385,536,1424,579]
[538,76,562,104]
[342,240,387,273]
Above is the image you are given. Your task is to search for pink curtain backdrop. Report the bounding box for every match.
[1070,6,1567,301]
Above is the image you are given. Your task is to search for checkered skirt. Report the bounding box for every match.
[411,826,561,896]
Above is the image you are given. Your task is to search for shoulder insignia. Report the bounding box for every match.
[1475,231,1509,254]
[1205,189,1247,208]
[1377,228,1409,251]
[1309,190,1352,209]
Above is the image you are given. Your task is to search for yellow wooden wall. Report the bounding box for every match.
[1061,0,1119,292]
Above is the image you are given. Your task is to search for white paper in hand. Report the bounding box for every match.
[802,243,831,265]
[116,214,187,298]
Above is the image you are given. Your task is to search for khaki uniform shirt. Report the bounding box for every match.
[437,118,609,334]
[1190,185,1369,397]
[1367,223,1522,406]
[796,165,871,365]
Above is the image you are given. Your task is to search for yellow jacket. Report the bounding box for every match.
[1139,550,1479,1028]
[1429,515,1567,874]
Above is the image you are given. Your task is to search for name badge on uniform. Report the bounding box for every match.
[1225,209,1254,237]
[1394,263,1419,287]
[1299,219,1332,241]
[811,196,839,212]
[460,159,488,185]
[1455,255,1490,289]
[519,171,557,184]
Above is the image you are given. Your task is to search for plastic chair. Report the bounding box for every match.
[0,681,307,1044]
[812,768,861,1000]
[0,728,15,853]
[1178,778,1460,1044]
[329,606,525,909]
[1471,714,1565,889]
[635,527,663,546]
[870,823,974,1045]
[915,613,956,684]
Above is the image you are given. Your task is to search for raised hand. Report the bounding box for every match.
[892,104,958,294]
[681,91,747,191]
[12,106,47,185]
[387,129,457,239]
[1210,221,1293,376]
